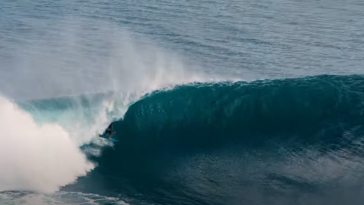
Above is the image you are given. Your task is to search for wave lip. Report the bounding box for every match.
[113,74,364,151]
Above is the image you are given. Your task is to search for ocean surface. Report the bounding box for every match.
[1,0,364,204]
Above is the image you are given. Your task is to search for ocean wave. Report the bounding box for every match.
[85,74,364,205]
[109,74,364,151]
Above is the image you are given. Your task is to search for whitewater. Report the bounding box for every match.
[1,0,364,204]
[0,14,211,203]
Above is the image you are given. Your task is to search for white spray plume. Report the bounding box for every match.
[0,96,94,193]
[1,18,208,101]
[0,17,213,193]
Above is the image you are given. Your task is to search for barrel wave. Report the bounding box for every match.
[76,74,364,205]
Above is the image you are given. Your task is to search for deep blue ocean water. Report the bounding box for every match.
[1,0,364,204]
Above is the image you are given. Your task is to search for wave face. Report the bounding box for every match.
[78,75,364,205]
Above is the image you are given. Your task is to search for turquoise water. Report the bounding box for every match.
[1,0,364,204]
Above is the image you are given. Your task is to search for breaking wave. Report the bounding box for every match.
[85,74,364,205]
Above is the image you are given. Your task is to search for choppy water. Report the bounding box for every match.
[1,0,364,205]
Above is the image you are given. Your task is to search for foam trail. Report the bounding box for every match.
[0,96,94,193]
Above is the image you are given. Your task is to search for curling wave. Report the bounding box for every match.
[87,74,364,205]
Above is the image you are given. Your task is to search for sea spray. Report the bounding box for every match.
[0,96,94,193]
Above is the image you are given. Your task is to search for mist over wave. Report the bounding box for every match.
[1,18,208,101]
[0,18,211,196]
